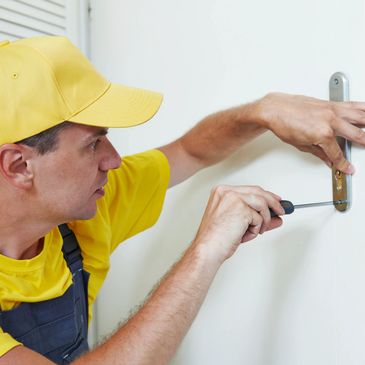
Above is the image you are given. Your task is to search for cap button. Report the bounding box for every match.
[0,40,10,47]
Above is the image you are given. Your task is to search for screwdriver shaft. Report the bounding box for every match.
[293,200,347,209]
[270,199,349,217]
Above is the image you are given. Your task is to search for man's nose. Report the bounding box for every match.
[100,140,122,172]
[108,152,122,170]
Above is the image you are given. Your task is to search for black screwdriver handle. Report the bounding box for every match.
[270,200,295,218]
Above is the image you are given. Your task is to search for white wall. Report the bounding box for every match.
[89,1,365,364]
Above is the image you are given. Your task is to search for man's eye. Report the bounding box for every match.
[90,138,101,150]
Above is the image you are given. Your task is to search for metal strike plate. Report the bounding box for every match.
[329,72,351,212]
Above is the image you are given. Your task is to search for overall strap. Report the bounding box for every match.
[0,224,89,364]
[58,224,83,275]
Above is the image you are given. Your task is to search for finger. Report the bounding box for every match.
[261,189,283,203]
[245,186,283,202]
[262,191,285,217]
[223,185,284,214]
[255,190,285,218]
[317,139,355,174]
[241,210,263,243]
[239,194,270,233]
[267,217,283,231]
[310,146,332,168]
[270,192,282,200]
[242,216,283,243]
[334,118,365,146]
[341,101,365,111]
[242,186,284,215]
[247,209,263,236]
[341,109,365,126]
[222,185,285,218]
[240,192,284,232]
[298,145,332,167]
[242,231,259,243]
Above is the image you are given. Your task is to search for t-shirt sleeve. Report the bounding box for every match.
[104,149,170,251]
[0,328,22,357]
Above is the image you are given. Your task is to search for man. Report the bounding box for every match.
[0,36,364,365]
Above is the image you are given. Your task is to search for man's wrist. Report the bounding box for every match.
[246,93,277,130]
[189,239,229,270]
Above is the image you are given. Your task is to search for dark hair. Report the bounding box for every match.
[16,121,73,155]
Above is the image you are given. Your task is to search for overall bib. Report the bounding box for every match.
[0,224,90,364]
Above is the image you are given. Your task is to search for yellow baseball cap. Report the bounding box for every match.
[0,36,163,144]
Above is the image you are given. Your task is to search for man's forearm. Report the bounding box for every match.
[178,100,266,168]
[73,243,222,365]
[158,98,268,187]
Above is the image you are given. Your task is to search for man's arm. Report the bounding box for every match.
[72,186,283,365]
[159,92,365,187]
[0,346,54,365]
[0,186,284,365]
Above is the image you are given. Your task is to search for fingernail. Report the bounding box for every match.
[347,164,356,174]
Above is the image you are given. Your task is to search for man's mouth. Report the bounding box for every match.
[95,180,108,196]
[95,187,105,196]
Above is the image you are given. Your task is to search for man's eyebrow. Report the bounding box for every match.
[85,128,109,141]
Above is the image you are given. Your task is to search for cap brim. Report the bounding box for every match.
[68,83,163,128]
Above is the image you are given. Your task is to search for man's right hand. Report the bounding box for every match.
[193,185,285,263]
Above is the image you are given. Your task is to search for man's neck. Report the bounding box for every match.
[0,238,45,260]
[0,186,59,260]
[0,216,56,260]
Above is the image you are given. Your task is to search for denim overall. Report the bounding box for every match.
[0,224,90,364]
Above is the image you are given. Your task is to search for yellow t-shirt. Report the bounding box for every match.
[0,149,170,357]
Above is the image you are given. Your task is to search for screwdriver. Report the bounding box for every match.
[270,200,348,217]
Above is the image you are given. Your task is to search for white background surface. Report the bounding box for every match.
[89,1,365,364]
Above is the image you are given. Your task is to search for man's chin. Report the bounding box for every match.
[72,206,98,221]
[78,212,97,221]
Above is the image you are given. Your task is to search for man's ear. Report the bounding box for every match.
[0,144,35,189]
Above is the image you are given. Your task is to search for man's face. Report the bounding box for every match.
[31,124,121,223]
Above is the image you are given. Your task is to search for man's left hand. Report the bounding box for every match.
[256,92,365,174]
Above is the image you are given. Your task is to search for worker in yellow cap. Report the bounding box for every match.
[0,36,364,365]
